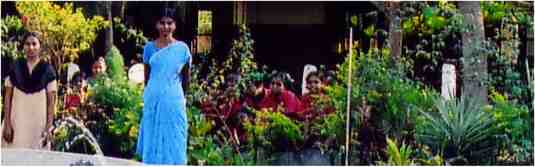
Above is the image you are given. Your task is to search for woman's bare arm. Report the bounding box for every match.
[46,91,56,132]
[181,63,190,94]
[3,86,13,126]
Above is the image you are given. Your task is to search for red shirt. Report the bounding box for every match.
[260,89,302,115]
[243,89,270,111]
[65,95,82,110]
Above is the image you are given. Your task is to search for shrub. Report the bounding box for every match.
[105,46,127,81]
[16,1,109,71]
[87,76,143,158]
[381,138,414,165]
[416,96,498,164]
[489,90,533,164]
[1,15,25,59]
[244,110,303,152]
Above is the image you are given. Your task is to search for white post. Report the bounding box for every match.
[441,63,456,100]
[345,27,353,166]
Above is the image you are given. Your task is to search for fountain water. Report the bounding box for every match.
[1,117,140,165]
[53,117,103,156]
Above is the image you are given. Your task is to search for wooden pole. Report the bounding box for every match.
[345,27,353,166]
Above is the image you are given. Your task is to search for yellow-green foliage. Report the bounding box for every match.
[244,110,303,147]
[1,16,24,59]
[16,1,109,67]
[384,138,414,165]
[105,46,126,81]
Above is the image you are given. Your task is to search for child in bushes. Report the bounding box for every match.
[242,76,269,111]
[298,71,335,121]
[260,72,302,117]
[200,73,246,143]
[64,71,87,112]
[87,57,107,86]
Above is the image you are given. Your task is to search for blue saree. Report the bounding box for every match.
[136,41,191,165]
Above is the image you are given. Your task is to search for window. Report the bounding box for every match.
[197,10,212,54]
[197,10,212,35]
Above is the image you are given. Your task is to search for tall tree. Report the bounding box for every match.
[386,1,402,61]
[458,1,488,104]
[112,1,127,20]
[105,1,113,52]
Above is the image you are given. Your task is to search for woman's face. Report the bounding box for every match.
[156,17,176,37]
[92,63,105,75]
[23,36,41,58]
[306,75,322,94]
[271,79,285,96]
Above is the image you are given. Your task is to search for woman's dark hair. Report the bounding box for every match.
[155,7,177,22]
[20,31,41,49]
[152,7,181,38]
[71,71,85,86]
[271,72,295,89]
[305,71,321,82]
[271,72,285,84]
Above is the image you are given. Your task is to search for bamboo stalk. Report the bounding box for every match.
[345,27,353,166]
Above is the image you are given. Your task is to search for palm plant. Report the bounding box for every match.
[380,138,414,165]
[416,96,498,164]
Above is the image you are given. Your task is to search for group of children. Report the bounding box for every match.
[61,57,338,144]
[63,57,108,112]
[199,70,337,143]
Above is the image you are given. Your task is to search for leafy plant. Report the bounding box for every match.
[243,110,303,155]
[87,74,143,158]
[310,109,345,143]
[112,17,148,57]
[416,96,498,164]
[189,136,225,165]
[379,138,414,165]
[489,90,533,164]
[16,1,109,72]
[105,46,127,81]
[412,144,445,165]
[1,15,25,59]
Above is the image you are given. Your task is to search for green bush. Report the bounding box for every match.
[105,46,127,81]
[87,76,143,158]
[1,15,24,59]
[489,90,533,164]
[16,1,109,71]
[187,105,221,165]
[112,17,148,55]
[244,111,303,151]
[416,96,498,164]
[330,45,438,143]
[381,138,414,165]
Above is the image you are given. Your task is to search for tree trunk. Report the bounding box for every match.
[105,1,113,52]
[386,1,402,61]
[458,1,488,104]
[112,1,126,20]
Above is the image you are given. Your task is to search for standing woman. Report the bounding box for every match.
[2,32,57,149]
[136,7,191,165]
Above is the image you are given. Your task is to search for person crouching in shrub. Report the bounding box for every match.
[242,76,270,111]
[298,71,335,121]
[64,71,87,113]
[87,57,107,86]
[261,72,302,117]
[200,74,245,142]
[218,73,248,144]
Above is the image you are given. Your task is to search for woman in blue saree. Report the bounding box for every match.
[136,7,191,165]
